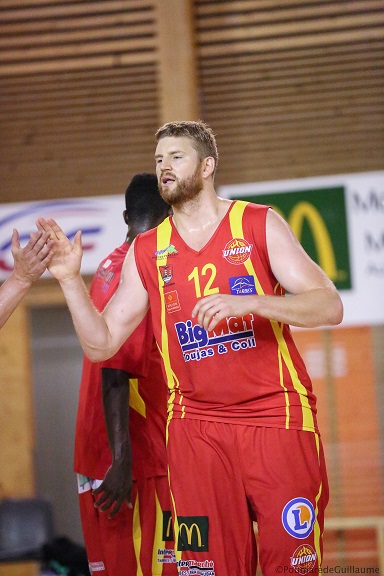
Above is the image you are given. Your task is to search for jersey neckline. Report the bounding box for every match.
[168,199,237,255]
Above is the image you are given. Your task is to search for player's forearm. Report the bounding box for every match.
[102,368,130,461]
[253,287,343,328]
[0,273,32,329]
[59,274,117,361]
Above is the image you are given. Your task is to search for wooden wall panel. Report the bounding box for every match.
[0,304,35,496]
[0,0,160,203]
[195,1,384,186]
[1,0,383,201]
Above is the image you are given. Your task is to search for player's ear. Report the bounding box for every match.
[202,157,215,179]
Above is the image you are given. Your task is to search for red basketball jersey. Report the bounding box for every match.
[134,201,318,433]
[74,242,168,480]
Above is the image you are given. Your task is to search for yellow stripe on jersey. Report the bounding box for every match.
[153,490,165,575]
[313,433,323,566]
[133,492,144,576]
[156,219,183,421]
[229,201,314,431]
[168,467,182,564]
[129,378,146,418]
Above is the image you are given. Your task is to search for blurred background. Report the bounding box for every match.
[0,1,383,574]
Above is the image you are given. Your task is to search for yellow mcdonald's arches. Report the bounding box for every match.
[178,523,203,547]
[270,201,338,281]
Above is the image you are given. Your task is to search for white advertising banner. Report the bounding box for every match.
[0,171,383,327]
[0,196,127,279]
[219,171,384,327]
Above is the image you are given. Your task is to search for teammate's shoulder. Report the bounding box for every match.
[136,216,171,243]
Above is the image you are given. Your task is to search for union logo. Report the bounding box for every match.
[290,544,317,574]
[222,238,253,265]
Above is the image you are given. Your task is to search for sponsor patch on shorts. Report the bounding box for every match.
[290,544,317,574]
[176,515,209,552]
[282,497,316,539]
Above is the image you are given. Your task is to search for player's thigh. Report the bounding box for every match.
[167,419,257,576]
[243,428,328,576]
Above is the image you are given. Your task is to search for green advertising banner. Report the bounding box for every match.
[231,186,351,290]
[219,171,384,327]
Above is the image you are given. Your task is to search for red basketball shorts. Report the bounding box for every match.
[78,474,177,576]
[166,419,329,576]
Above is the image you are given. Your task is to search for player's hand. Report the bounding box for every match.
[36,217,82,283]
[92,457,133,519]
[12,228,55,284]
[192,293,256,331]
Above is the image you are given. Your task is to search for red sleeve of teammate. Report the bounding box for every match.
[100,312,153,378]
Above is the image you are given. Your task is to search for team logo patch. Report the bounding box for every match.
[94,264,114,292]
[222,238,253,265]
[165,290,181,313]
[290,544,317,574]
[177,516,209,552]
[153,244,178,260]
[282,498,316,539]
[229,275,256,295]
[160,265,173,285]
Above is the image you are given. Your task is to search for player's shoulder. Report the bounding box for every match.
[241,200,270,213]
[230,200,270,226]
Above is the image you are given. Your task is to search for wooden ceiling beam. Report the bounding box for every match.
[0,0,154,21]
[0,23,156,51]
[196,0,379,16]
[2,10,154,35]
[197,1,384,28]
[202,77,384,102]
[199,27,384,57]
[0,51,156,76]
[0,37,155,64]
[0,63,156,90]
[200,57,384,83]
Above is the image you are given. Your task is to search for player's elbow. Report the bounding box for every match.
[84,345,115,363]
[326,290,344,326]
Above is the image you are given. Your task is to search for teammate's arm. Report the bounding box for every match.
[0,229,55,329]
[36,218,149,361]
[192,208,343,331]
[92,368,132,519]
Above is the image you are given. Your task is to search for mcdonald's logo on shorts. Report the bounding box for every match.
[177,515,209,552]
[162,510,174,542]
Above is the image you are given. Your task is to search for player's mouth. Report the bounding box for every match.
[161,174,176,186]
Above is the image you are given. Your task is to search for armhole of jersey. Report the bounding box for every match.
[133,234,148,291]
[262,206,272,271]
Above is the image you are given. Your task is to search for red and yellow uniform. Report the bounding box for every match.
[135,201,329,576]
[75,243,177,576]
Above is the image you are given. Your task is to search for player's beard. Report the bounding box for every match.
[159,162,204,208]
